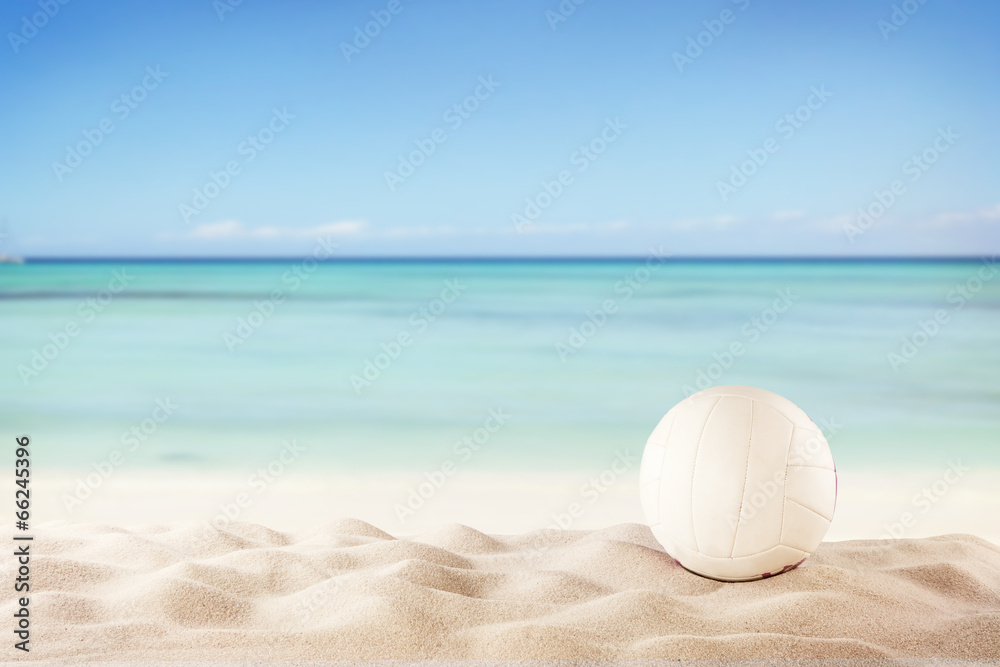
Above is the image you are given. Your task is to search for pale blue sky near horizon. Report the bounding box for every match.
[1,0,998,257]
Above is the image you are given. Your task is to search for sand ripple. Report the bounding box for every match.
[3,521,999,660]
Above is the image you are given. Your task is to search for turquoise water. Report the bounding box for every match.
[1,259,997,472]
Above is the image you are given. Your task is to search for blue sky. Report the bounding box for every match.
[1,0,997,257]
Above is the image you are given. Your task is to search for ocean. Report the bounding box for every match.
[2,258,998,478]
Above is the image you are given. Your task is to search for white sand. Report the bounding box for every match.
[34,468,1000,544]
[5,520,1000,660]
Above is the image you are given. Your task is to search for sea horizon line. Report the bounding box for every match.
[6,255,997,264]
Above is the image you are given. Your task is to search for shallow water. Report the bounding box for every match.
[2,259,997,473]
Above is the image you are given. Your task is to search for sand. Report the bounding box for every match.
[3,520,999,661]
[34,468,1000,543]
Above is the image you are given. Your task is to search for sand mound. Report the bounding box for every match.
[4,522,999,660]
[410,522,510,555]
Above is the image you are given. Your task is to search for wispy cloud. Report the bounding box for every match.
[158,219,635,243]
[379,221,630,238]
[514,220,628,235]
[380,225,460,239]
[811,213,855,232]
[668,215,740,231]
[934,204,1000,224]
[156,206,998,247]
[163,220,366,241]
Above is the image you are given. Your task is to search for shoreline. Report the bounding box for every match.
[30,467,1000,545]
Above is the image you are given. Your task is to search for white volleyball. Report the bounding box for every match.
[640,385,837,581]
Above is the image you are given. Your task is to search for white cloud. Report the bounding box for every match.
[380,225,459,239]
[811,214,854,232]
[158,219,635,243]
[169,220,366,241]
[377,221,629,238]
[514,220,628,235]
[668,216,740,231]
[188,220,242,239]
[160,208,997,246]
[934,204,1000,224]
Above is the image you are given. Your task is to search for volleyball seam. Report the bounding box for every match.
[729,398,754,558]
[689,397,722,555]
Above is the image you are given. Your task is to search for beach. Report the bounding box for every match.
[6,0,999,658]
[17,465,1000,660]
[6,520,999,661]
[4,260,1000,660]
[32,468,1000,545]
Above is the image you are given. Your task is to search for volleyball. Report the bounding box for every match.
[640,385,837,581]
